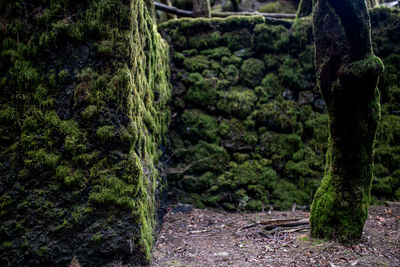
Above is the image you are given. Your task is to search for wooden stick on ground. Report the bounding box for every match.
[237,218,310,232]
[261,218,309,230]
[385,201,400,207]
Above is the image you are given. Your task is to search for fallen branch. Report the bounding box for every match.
[385,201,400,207]
[281,225,310,233]
[154,1,296,19]
[261,218,309,230]
[211,11,296,19]
[154,1,194,17]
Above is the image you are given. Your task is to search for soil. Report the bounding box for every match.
[148,204,400,267]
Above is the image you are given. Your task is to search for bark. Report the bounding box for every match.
[310,0,384,243]
[296,0,314,18]
[231,0,240,12]
[193,0,211,17]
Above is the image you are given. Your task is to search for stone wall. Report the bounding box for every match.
[159,8,400,211]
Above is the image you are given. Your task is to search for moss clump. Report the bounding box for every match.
[221,64,240,85]
[259,0,297,13]
[252,24,290,53]
[186,73,219,108]
[183,55,211,72]
[185,141,230,173]
[188,31,222,50]
[96,126,115,144]
[240,58,266,87]
[251,100,300,133]
[81,105,98,120]
[180,172,214,193]
[217,87,257,119]
[181,109,218,142]
[279,56,306,90]
[223,29,252,51]
[219,118,258,151]
[201,47,231,60]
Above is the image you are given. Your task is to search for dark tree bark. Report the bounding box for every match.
[193,0,211,17]
[231,0,240,12]
[310,0,384,243]
[296,0,314,18]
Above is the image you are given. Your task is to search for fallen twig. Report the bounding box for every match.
[261,218,310,230]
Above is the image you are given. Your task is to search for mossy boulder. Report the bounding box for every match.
[181,109,218,142]
[251,100,300,133]
[240,58,266,87]
[252,24,290,53]
[186,73,219,108]
[217,86,257,119]
[219,118,258,151]
[223,29,253,50]
[188,31,222,50]
[185,141,230,173]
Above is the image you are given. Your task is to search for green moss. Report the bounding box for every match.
[96,125,115,144]
[256,132,302,161]
[221,55,242,66]
[81,105,98,120]
[252,24,290,53]
[246,199,263,211]
[188,31,221,50]
[240,58,266,87]
[251,99,300,133]
[278,56,306,90]
[223,29,252,51]
[218,118,258,150]
[259,1,297,13]
[91,232,102,242]
[256,73,282,103]
[185,141,230,173]
[2,241,13,249]
[201,47,231,60]
[217,87,257,119]
[181,109,218,142]
[186,73,219,108]
[183,55,210,72]
[180,172,214,193]
[221,64,239,85]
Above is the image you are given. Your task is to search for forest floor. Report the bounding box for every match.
[148,204,400,267]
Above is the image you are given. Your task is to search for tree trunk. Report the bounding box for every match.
[193,0,211,17]
[231,0,240,12]
[310,0,384,243]
[296,0,314,18]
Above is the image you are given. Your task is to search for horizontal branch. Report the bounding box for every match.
[154,1,194,17]
[154,1,296,19]
[212,11,296,19]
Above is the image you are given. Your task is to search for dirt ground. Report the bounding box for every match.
[148,204,400,267]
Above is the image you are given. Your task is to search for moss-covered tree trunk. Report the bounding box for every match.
[193,0,211,17]
[310,0,384,243]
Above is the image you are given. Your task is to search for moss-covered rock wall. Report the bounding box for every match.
[159,8,400,212]
[0,0,170,265]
